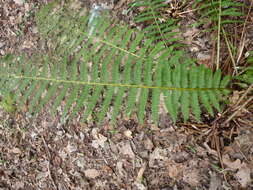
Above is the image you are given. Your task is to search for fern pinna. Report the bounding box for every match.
[0,3,230,124]
[130,0,181,47]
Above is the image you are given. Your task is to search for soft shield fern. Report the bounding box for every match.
[0,3,230,124]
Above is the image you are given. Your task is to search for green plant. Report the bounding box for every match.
[192,0,244,30]
[130,0,194,67]
[192,0,245,69]
[0,93,16,113]
[234,51,253,87]
[0,2,231,124]
[0,159,7,165]
[130,0,181,45]
[0,54,16,113]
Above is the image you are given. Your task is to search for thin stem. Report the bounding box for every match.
[216,0,222,70]
[222,27,238,74]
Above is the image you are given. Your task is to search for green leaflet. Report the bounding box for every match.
[189,66,201,121]
[151,62,162,123]
[181,65,190,122]
[199,65,214,116]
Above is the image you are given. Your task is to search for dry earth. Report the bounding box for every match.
[0,0,253,189]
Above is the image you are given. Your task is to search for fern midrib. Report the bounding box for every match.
[3,74,228,91]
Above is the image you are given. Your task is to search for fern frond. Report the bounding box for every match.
[131,0,181,47]
[193,0,245,31]
[0,61,230,124]
[0,3,231,124]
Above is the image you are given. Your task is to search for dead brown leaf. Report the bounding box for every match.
[9,147,22,154]
[166,160,184,179]
[235,163,251,188]
[118,141,135,159]
[222,154,242,170]
[84,169,100,179]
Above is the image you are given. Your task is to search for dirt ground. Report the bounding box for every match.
[0,0,253,189]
